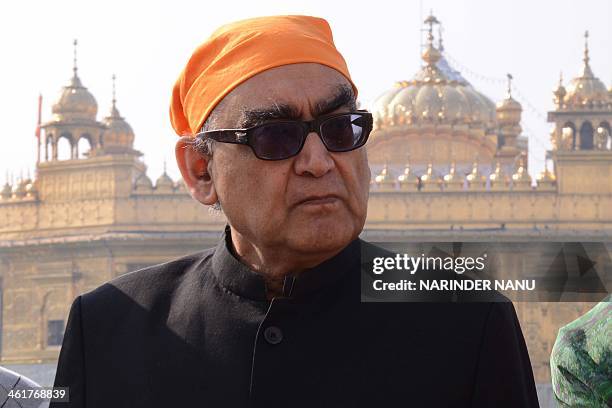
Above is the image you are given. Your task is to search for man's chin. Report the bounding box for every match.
[286,223,358,255]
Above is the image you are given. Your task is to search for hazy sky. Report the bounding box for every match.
[1,0,610,183]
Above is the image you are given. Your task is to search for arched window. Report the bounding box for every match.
[579,121,594,150]
[598,122,611,150]
[77,135,93,159]
[57,134,72,160]
[561,122,576,149]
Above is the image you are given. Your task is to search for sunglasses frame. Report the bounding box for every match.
[195,110,373,161]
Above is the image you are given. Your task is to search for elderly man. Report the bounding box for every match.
[51,15,539,408]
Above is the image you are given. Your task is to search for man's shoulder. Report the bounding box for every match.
[80,247,216,311]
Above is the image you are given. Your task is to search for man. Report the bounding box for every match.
[52,15,539,407]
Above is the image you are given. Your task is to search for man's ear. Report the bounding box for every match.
[175,136,218,206]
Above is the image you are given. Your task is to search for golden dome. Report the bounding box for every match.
[496,74,522,125]
[155,171,174,191]
[51,71,98,122]
[102,76,135,150]
[563,32,610,109]
[135,173,153,190]
[51,41,98,122]
[371,15,496,132]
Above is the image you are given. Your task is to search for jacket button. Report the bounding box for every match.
[263,326,283,345]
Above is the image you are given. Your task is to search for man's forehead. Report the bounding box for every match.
[215,64,355,126]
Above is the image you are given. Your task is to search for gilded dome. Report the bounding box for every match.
[155,172,174,191]
[102,76,134,149]
[496,74,522,125]
[51,71,98,122]
[563,32,610,109]
[103,103,135,148]
[371,29,496,131]
[135,173,153,190]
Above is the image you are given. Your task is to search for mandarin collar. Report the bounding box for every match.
[211,225,360,301]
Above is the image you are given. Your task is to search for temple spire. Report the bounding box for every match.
[421,12,441,66]
[581,30,594,78]
[73,39,78,76]
[112,74,116,106]
[506,73,513,98]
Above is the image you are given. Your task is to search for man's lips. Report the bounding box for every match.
[295,194,341,206]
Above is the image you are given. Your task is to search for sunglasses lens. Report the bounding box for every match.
[251,123,304,160]
[320,114,370,151]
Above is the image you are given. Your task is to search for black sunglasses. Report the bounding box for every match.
[195,110,373,161]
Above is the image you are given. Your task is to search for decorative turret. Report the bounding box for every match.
[1,179,12,200]
[466,157,486,190]
[420,162,442,191]
[155,162,175,193]
[511,154,532,191]
[50,40,98,123]
[12,177,27,198]
[495,74,523,165]
[42,40,106,161]
[536,161,557,191]
[101,75,137,154]
[397,159,418,190]
[562,31,609,110]
[548,31,612,153]
[443,160,464,190]
[489,161,510,190]
[134,173,154,192]
[373,164,396,189]
[553,72,567,109]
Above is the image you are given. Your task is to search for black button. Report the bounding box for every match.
[263,326,283,345]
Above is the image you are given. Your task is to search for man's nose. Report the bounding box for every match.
[293,132,335,177]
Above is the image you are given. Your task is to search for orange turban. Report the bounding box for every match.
[169,15,357,136]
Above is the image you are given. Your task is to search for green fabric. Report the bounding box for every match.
[551,295,612,407]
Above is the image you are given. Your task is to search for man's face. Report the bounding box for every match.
[198,63,370,255]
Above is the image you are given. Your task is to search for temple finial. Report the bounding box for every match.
[424,11,439,46]
[506,73,513,98]
[73,39,78,75]
[583,30,590,66]
[112,74,117,108]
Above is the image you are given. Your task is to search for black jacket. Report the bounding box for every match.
[51,228,539,407]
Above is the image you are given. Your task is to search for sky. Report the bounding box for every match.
[0,0,610,183]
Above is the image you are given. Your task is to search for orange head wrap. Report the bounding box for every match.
[169,15,358,136]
